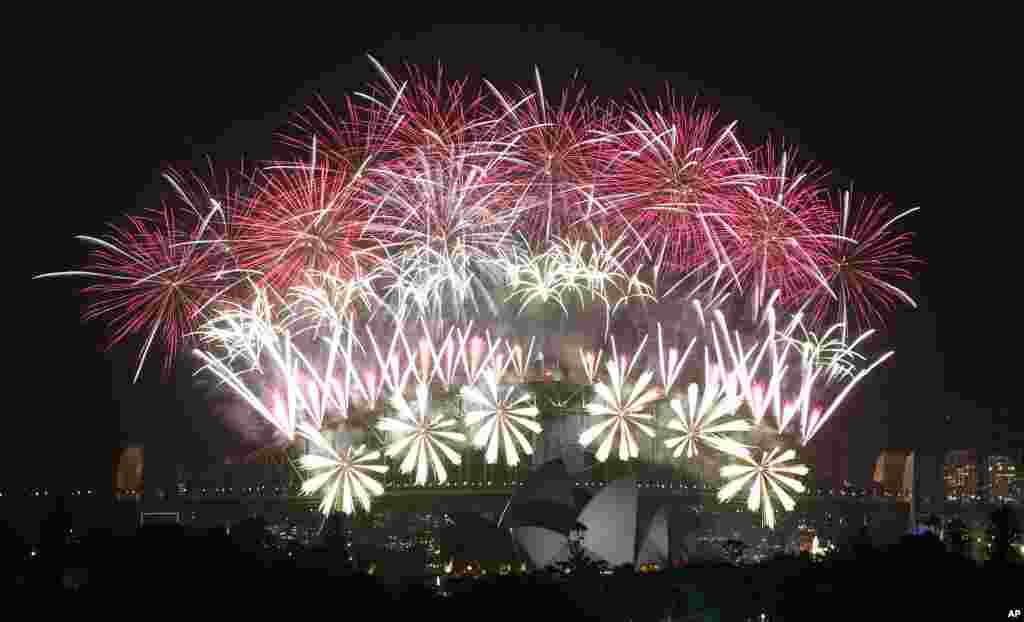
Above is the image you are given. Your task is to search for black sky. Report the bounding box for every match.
[17,22,1017,489]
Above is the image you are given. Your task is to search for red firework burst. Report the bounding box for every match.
[364,57,490,157]
[232,154,375,296]
[279,93,403,176]
[727,145,836,313]
[486,69,609,244]
[595,92,760,274]
[38,184,240,380]
[806,191,921,334]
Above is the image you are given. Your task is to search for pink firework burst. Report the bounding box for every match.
[279,93,403,177]
[363,57,491,157]
[727,145,836,315]
[595,93,761,275]
[486,69,609,244]
[38,190,240,381]
[233,153,375,296]
[807,191,921,334]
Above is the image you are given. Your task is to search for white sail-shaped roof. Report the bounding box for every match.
[577,478,637,567]
[514,526,569,568]
[636,505,670,567]
[510,471,652,569]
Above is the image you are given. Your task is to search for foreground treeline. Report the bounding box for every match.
[3,519,1020,619]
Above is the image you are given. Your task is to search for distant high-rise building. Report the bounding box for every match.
[988,456,1016,502]
[114,446,144,494]
[872,448,945,530]
[944,450,978,501]
[873,449,911,497]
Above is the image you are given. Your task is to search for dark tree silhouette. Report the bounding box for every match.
[946,517,968,557]
[986,505,1021,566]
[719,538,747,565]
[546,523,610,577]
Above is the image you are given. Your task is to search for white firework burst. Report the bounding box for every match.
[299,430,387,516]
[501,245,580,317]
[717,446,809,529]
[460,368,542,466]
[286,268,383,337]
[664,372,750,460]
[377,383,465,485]
[579,357,661,462]
[366,147,524,322]
[780,320,872,385]
[196,285,286,371]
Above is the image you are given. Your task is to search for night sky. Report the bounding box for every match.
[17,23,1017,490]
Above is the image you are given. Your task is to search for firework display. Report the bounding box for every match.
[37,57,920,525]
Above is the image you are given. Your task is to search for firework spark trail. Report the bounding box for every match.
[194,285,283,370]
[284,270,382,414]
[352,321,416,401]
[718,446,809,529]
[192,333,307,445]
[286,269,382,336]
[392,320,505,390]
[365,145,527,322]
[594,97,761,284]
[457,326,504,386]
[485,69,610,244]
[730,148,837,320]
[195,287,353,437]
[504,336,538,382]
[38,198,245,381]
[501,228,656,340]
[579,345,661,462]
[703,302,819,430]
[579,347,604,384]
[363,56,497,157]
[808,191,920,337]
[710,309,772,423]
[233,147,374,296]
[299,428,387,516]
[461,368,542,466]
[281,92,405,177]
[501,244,577,317]
[800,350,894,444]
[377,383,466,485]
[404,319,457,389]
[196,286,885,516]
[664,368,750,460]
[781,320,872,385]
[655,322,696,396]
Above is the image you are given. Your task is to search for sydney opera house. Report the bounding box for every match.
[500,459,669,569]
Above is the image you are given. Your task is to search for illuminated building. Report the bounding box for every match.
[798,526,817,553]
[873,450,943,530]
[114,446,144,497]
[872,450,911,498]
[944,450,978,501]
[988,456,1016,502]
